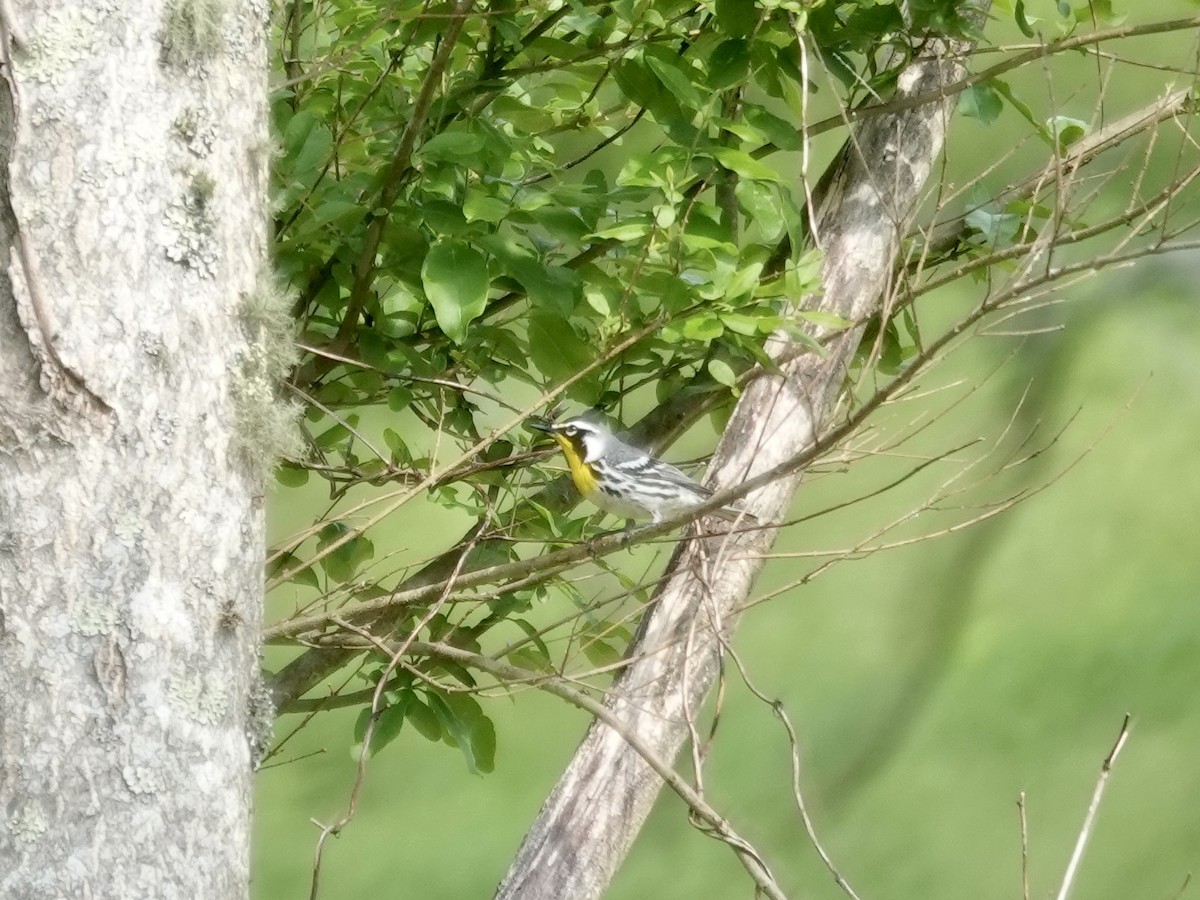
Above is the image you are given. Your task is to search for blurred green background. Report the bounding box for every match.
[257,261,1200,899]
[256,10,1200,898]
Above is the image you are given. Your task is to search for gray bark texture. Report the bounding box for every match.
[497,39,974,900]
[0,3,270,899]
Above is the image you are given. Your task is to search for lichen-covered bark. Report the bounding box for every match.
[0,3,270,898]
[497,41,975,900]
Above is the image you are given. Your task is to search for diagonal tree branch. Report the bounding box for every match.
[494,26,981,900]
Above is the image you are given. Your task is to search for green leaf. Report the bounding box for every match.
[315,522,375,584]
[435,659,478,688]
[1048,115,1088,152]
[528,313,593,383]
[509,619,553,670]
[507,648,551,672]
[743,105,802,152]
[591,221,652,241]
[720,312,763,336]
[583,639,623,669]
[966,202,1021,246]
[370,702,408,754]
[382,428,411,464]
[282,111,332,184]
[988,78,1040,133]
[715,0,759,37]
[265,551,320,590]
[1075,0,1123,25]
[707,39,750,90]
[421,240,489,345]
[386,387,412,412]
[613,57,671,116]
[1013,0,1037,37]
[463,192,510,224]
[736,180,786,241]
[711,147,780,182]
[427,692,494,775]
[707,358,737,387]
[405,695,443,742]
[488,243,582,316]
[724,258,765,301]
[416,130,486,163]
[876,320,904,375]
[645,51,704,112]
[311,200,365,228]
[796,310,852,330]
[444,693,496,774]
[468,712,496,774]
[274,464,309,488]
[959,83,1003,125]
[681,314,724,342]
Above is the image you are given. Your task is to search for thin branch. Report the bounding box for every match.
[1053,714,1132,900]
[1018,792,1030,900]
[722,645,862,900]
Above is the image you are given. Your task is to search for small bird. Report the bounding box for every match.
[527,414,754,525]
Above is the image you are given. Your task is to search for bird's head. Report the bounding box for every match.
[527,416,613,465]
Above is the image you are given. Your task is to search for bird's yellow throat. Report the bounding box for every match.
[551,433,598,498]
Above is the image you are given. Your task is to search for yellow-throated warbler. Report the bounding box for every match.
[528,415,755,525]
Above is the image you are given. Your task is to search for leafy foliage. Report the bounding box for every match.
[273,0,981,432]
[266,0,1196,773]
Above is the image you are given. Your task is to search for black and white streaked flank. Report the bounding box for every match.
[528,414,755,525]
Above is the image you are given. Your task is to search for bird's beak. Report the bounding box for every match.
[526,418,555,434]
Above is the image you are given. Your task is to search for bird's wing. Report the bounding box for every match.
[657,459,711,493]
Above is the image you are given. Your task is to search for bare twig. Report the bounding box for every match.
[1018,792,1030,900]
[722,645,862,900]
[1053,715,1132,900]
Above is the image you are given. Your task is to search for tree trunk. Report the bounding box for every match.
[497,38,974,900]
[0,3,269,898]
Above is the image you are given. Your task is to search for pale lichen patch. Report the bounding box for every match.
[15,7,105,86]
[71,599,120,637]
[121,763,164,796]
[7,804,49,843]
[173,106,218,158]
[168,668,229,726]
[160,173,219,277]
[161,0,228,67]
[229,278,302,477]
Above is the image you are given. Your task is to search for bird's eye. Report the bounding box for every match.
[564,426,578,437]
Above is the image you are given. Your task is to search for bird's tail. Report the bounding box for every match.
[708,503,758,526]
